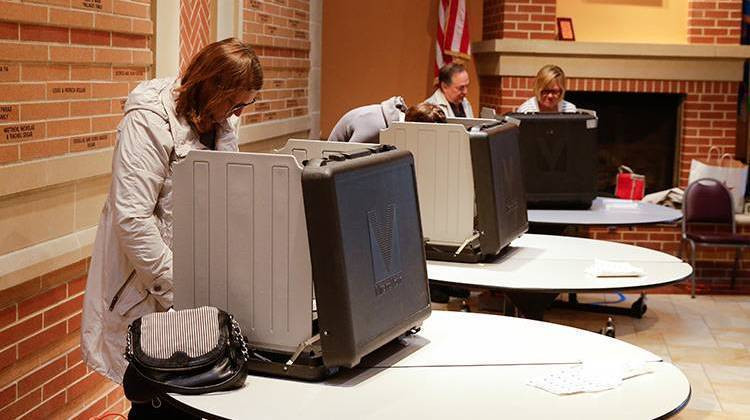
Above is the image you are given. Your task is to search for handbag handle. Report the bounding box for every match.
[720,153,734,167]
[618,165,633,174]
[707,145,723,163]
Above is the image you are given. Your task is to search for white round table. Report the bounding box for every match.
[528,197,682,226]
[168,311,690,420]
[427,234,692,319]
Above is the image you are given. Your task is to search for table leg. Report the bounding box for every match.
[504,291,559,320]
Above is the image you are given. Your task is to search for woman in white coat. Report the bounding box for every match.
[80,38,263,415]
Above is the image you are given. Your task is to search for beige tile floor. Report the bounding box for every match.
[435,293,750,419]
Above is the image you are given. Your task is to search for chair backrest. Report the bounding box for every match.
[683,178,734,229]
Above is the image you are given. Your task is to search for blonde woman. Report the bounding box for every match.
[517,64,577,113]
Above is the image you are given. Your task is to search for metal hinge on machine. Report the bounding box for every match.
[284,333,321,369]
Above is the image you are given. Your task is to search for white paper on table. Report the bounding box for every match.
[585,259,645,277]
[527,361,653,395]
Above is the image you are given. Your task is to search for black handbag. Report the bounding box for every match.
[122,306,249,403]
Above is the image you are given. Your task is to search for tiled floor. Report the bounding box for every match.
[435,293,750,419]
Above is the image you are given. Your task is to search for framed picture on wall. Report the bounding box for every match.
[557,17,575,41]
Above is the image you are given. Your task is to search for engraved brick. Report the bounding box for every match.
[1,122,45,143]
[70,132,110,152]
[21,64,70,82]
[71,28,111,46]
[0,105,19,123]
[48,83,91,100]
[74,0,114,13]
[0,64,20,82]
[112,66,146,81]
[20,102,69,121]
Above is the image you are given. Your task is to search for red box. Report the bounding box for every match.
[615,166,645,200]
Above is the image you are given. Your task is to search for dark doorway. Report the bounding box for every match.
[565,91,683,195]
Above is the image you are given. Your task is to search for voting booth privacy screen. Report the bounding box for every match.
[381,120,528,262]
[172,141,430,380]
[506,112,598,210]
[302,146,431,368]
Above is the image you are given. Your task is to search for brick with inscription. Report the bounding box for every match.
[0,105,19,123]
[113,67,146,81]
[0,64,20,82]
[1,123,43,143]
[48,83,91,100]
[70,133,111,153]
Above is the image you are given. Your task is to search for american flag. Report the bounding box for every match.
[435,0,471,75]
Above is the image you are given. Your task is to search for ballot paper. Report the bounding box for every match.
[585,259,645,277]
[527,361,653,395]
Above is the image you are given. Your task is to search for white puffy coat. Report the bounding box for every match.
[80,78,239,383]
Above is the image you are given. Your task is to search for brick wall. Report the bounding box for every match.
[482,0,555,40]
[241,0,310,126]
[0,0,152,165]
[688,0,742,44]
[0,259,127,419]
[0,0,152,417]
[480,0,749,293]
[179,0,211,73]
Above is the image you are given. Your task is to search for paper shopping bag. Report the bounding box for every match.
[688,147,748,212]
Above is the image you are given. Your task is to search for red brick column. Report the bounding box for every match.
[482,0,556,40]
[242,0,311,125]
[688,0,742,44]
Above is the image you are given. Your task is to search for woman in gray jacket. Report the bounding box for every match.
[80,38,263,415]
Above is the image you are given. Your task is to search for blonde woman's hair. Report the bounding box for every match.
[533,64,566,103]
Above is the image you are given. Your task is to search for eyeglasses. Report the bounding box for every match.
[228,98,257,115]
[540,89,563,97]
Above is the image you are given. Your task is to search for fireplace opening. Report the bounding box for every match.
[565,91,683,195]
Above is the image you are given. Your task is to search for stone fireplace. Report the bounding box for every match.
[475,0,750,293]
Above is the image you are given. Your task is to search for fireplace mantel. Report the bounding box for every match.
[472,39,750,81]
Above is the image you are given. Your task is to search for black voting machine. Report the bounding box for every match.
[173,142,430,381]
[505,112,599,210]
